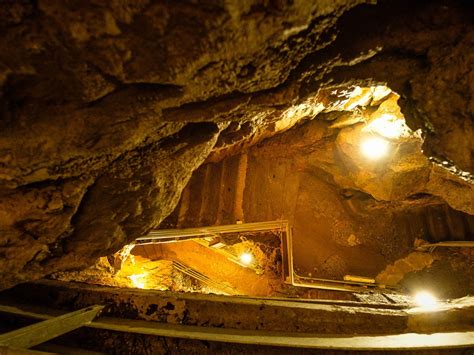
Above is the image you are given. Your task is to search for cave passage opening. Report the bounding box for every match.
[47,85,473,304]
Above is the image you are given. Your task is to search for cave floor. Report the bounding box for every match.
[0,280,473,353]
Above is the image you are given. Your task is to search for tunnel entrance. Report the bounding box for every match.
[51,220,397,298]
[49,85,473,301]
[0,1,473,352]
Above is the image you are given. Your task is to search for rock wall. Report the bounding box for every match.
[163,118,474,280]
[0,124,218,289]
[0,0,472,288]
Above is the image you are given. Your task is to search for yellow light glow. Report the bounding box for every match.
[360,136,390,160]
[129,273,148,289]
[366,113,408,139]
[239,252,253,265]
[413,291,438,310]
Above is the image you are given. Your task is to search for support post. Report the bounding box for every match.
[0,305,104,349]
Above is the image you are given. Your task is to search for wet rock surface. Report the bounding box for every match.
[0,0,473,288]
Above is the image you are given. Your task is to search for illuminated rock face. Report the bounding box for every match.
[0,124,219,289]
[164,97,474,288]
[0,1,473,289]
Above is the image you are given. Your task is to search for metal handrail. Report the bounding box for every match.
[416,241,474,253]
[137,221,389,292]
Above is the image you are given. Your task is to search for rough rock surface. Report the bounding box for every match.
[164,111,474,281]
[0,0,473,288]
[1,123,218,288]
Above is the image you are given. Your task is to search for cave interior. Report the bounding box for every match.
[0,0,473,353]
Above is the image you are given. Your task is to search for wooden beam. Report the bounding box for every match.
[0,305,103,349]
[94,318,474,350]
[1,302,473,350]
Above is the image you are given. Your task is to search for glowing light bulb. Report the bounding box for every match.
[366,114,407,139]
[129,273,148,289]
[360,136,390,160]
[239,252,253,265]
[413,291,438,310]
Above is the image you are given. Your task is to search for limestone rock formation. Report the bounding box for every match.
[164,105,473,283]
[0,0,472,289]
[1,123,218,288]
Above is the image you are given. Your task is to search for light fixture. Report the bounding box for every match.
[360,136,390,160]
[413,291,438,310]
[129,273,148,289]
[365,113,408,139]
[239,252,253,265]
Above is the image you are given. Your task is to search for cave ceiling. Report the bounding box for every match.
[0,0,472,289]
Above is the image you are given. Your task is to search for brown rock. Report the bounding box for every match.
[0,0,472,289]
